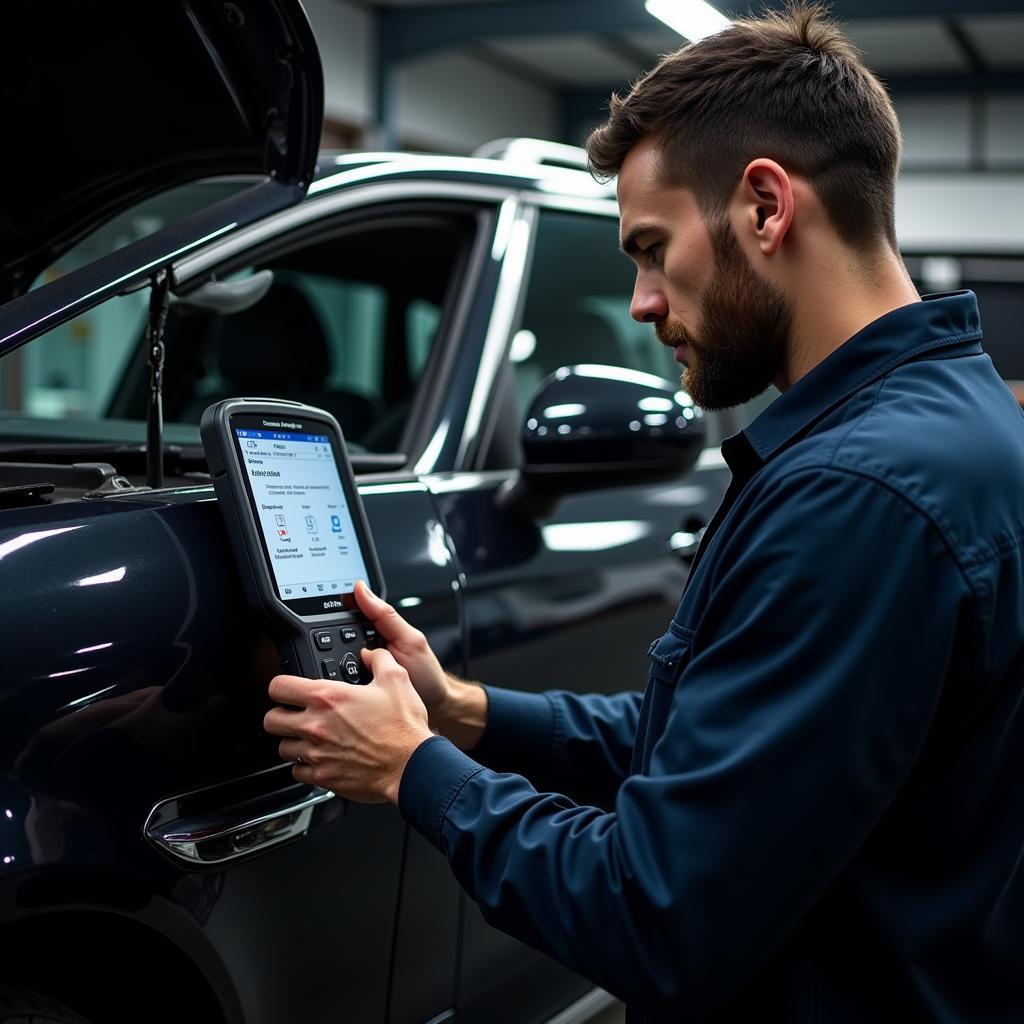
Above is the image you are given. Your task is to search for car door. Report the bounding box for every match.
[0,195,490,1022]
[428,200,733,1024]
[162,189,502,1024]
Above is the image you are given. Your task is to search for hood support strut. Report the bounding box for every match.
[145,271,171,489]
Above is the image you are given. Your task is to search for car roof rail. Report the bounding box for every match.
[473,137,591,173]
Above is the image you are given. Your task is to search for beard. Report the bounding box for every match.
[656,219,791,411]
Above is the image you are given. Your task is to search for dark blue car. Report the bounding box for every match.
[0,5,731,1021]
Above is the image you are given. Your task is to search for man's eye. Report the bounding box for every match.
[643,243,663,265]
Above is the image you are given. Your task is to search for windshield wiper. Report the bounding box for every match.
[0,460,133,506]
[0,442,208,476]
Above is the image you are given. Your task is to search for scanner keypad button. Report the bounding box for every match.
[363,627,380,648]
[314,631,334,651]
[321,658,340,681]
[341,652,362,682]
[341,626,359,643]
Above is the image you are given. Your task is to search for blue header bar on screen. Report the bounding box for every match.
[235,429,330,443]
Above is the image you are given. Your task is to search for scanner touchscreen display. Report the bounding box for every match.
[233,420,369,610]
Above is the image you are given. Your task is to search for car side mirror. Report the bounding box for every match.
[497,364,706,518]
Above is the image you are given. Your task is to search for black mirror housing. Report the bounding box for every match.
[498,364,706,516]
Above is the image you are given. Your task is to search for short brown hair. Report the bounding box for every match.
[586,2,901,249]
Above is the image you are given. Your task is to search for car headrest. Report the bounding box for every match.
[217,282,329,387]
[533,309,623,370]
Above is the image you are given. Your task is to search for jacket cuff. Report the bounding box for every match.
[398,735,484,849]
[472,686,556,769]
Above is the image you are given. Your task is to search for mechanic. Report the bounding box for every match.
[264,4,1024,1020]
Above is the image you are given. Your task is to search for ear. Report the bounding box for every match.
[739,159,793,257]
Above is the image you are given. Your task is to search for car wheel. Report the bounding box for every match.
[0,987,88,1024]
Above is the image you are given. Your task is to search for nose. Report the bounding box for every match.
[630,278,668,324]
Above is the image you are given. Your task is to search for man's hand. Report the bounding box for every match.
[264,648,434,804]
[354,580,451,717]
[354,581,488,749]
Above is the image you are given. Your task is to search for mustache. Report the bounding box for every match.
[655,319,696,349]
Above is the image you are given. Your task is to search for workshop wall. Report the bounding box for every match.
[394,52,558,152]
[304,0,376,131]
[305,0,558,151]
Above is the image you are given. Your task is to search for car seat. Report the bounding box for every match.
[514,308,626,412]
[180,282,376,440]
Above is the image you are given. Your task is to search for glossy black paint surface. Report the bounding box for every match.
[522,365,706,480]
[0,455,730,1021]
[429,459,730,1022]
[0,480,464,1022]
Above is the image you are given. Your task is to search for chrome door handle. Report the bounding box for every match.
[670,526,705,560]
[145,785,334,866]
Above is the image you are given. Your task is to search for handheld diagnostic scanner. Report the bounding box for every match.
[201,398,385,684]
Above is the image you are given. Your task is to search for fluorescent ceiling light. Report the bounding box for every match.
[645,0,731,42]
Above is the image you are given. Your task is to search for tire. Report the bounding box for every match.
[0,987,89,1024]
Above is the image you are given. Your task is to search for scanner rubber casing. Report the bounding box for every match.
[200,397,386,679]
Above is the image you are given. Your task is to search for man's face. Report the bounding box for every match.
[617,139,791,410]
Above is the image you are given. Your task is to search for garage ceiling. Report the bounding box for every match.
[356,0,1024,83]
[344,0,1024,151]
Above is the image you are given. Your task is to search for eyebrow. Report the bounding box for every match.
[620,223,661,257]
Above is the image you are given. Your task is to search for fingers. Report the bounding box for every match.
[264,704,308,739]
[268,674,320,709]
[359,648,430,731]
[360,644,405,683]
[277,738,313,763]
[354,581,421,647]
[353,579,385,617]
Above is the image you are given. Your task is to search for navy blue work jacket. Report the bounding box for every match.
[400,291,1024,1021]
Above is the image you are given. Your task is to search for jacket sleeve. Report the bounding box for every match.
[398,467,970,1016]
[470,685,644,801]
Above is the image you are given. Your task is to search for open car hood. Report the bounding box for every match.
[0,0,323,353]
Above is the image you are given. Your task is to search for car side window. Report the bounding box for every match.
[9,207,476,455]
[0,179,254,423]
[511,209,726,446]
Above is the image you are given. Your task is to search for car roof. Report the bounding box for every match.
[309,148,617,201]
[170,143,619,289]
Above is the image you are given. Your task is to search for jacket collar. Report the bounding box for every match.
[722,290,983,474]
